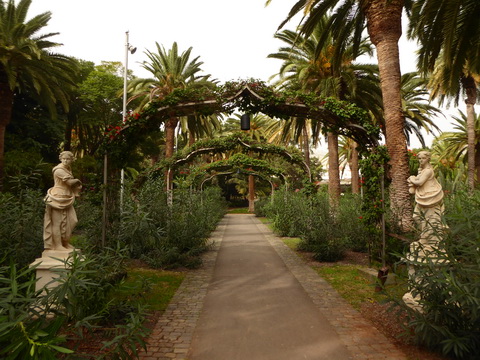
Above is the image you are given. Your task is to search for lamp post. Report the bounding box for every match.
[120,31,136,210]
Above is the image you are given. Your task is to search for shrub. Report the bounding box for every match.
[336,194,369,252]
[298,195,346,262]
[0,189,44,269]
[267,190,309,237]
[0,262,72,359]
[262,190,375,261]
[117,177,226,269]
[403,191,480,359]
[253,197,270,217]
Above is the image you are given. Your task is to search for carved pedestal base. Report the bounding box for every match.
[402,291,424,313]
[30,249,80,293]
[402,244,448,312]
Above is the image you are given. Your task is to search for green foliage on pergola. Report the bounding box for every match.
[136,133,309,188]
[102,79,380,166]
[188,153,287,189]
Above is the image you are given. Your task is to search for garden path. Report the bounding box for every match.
[139,214,407,360]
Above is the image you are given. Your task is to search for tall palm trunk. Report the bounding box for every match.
[364,0,412,230]
[248,174,255,212]
[327,132,341,206]
[476,143,480,184]
[350,142,360,194]
[188,131,196,146]
[0,73,14,190]
[165,117,178,189]
[461,75,477,192]
[302,125,311,168]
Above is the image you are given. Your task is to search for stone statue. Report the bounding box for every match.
[407,150,445,257]
[403,151,446,311]
[43,151,82,251]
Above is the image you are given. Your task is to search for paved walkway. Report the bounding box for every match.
[139,214,407,360]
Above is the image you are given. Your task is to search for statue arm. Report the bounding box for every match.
[409,168,433,187]
[54,168,82,188]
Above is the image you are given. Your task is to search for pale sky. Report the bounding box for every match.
[29,0,419,81]
[28,0,458,147]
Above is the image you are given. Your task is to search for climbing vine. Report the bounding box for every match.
[101,79,379,164]
[359,146,390,260]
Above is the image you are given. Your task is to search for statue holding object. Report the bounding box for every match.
[407,150,445,257]
[43,151,82,251]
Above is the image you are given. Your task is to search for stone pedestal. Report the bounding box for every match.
[402,247,448,313]
[30,249,79,292]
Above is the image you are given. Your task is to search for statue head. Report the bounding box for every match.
[59,151,76,167]
[416,151,432,168]
[417,150,431,161]
[59,151,75,162]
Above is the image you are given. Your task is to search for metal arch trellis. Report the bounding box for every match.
[101,79,380,238]
[198,169,285,205]
[103,80,380,161]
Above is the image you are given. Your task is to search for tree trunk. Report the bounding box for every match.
[165,117,178,190]
[461,75,477,192]
[248,174,255,213]
[364,0,412,231]
[302,125,311,169]
[475,142,480,185]
[189,131,196,146]
[351,142,360,194]
[64,112,76,151]
[0,74,14,190]
[327,132,341,206]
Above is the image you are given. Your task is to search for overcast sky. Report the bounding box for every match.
[29,0,420,81]
[28,1,458,147]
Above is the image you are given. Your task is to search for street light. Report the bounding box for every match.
[120,31,136,211]
[241,113,250,130]
[122,31,136,124]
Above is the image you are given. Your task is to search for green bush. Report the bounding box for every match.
[403,191,480,359]
[266,190,309,237]
[117,177,226,269]
[264,191,371,261]
[298,195,346,262]
[0,189,44,269]
[0,247,149,359]
[0,263,72,359]
[336,194,369,252]
[253,197,270,217]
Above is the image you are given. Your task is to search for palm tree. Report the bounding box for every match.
[269,0,414,229]
[400,72,442,148]
[408,0,480,191]
[269,19,377,203]
[266,116,313,167]
[433,111,480,182]
[338,136,360,192]
[128,42,211,161]
[0,0,77,188]
[177,113,222,147]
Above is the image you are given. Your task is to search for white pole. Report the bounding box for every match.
[120,31,133,212]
